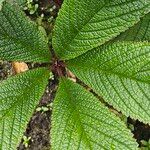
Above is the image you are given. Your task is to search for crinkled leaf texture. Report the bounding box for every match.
[15,0,26,7]
[0,68,50,150]
[8,0,26,7]
[53,0,150,60]
[0,1,50,62]
[115,12,150,41]
[51,78,138,150]
[67,42,150,124]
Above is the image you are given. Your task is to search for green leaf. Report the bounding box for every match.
[51,78,138,150]
[0,1,50,62]
[67,42,150,124]
[0,68,50,149]
[16,0,26,8]
[115,13,150,41]
[53,0,150,60]
[9,0,27,8]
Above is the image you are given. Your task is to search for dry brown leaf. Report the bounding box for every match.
[12,62,29,74]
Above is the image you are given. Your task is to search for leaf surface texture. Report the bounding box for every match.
[0,2,50,62]
[67,42,150,123]
[0,68,50,149]
[115,13,150,41]
[10,0,26,7]
[51,78,138,150]
[53,0,150,60]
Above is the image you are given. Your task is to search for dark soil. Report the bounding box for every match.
[18,1,61,149]
[18,79,58,150]
[128,118,150,146]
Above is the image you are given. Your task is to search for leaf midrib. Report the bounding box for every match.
[59,79,137,150]
[0,71,47,120]
[58,2,107,49]
[70,65,149,84]
[62,80,92,150]
[0,10,38,53]
[0,7,48,58]
[69,66,150,121]
[61,1,150,51]
[0,31,41,56]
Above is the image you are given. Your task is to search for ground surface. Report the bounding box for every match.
[0,0,150,149]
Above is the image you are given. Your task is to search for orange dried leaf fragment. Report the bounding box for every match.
[12,62,29,74]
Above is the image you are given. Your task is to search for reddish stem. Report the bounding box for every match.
[54,0,62,6]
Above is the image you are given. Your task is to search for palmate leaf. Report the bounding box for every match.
[51,78,138,150]
[115,12,150,41]
[67,42,150,124]
[0,1,50,62]
[0,68,50,150]
[53,0,150,60]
